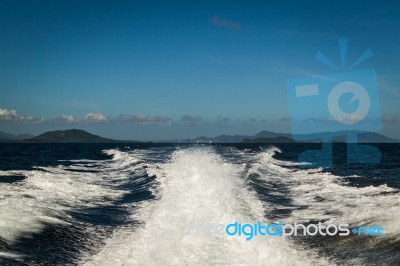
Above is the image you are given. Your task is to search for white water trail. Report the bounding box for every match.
[84,147,331,266]
[0,149,141,246]
[251,147,400,239]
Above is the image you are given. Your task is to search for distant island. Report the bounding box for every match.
[2,129,141,143]
[0,131,34,142]
[0,129,398,143]
[166,130,399,144]
[242,136,295,144]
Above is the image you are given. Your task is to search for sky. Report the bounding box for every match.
[0,0,399,140]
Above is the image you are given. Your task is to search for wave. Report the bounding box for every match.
[2,145,398,265]
[84,147,331,266]
[0,149,145,252]
[246,146,400,265]
[250,147,400,237]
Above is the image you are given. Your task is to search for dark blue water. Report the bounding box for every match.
[0,143,399,265]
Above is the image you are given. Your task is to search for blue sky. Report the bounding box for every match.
[0,0,399,140]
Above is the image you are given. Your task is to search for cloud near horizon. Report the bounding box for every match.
[181,115,203,122]
[0,108,44,123]
[56,115,75,123]
[0,108,171,125]
[83,112,109,122]
[0,108,18,120]
[3,107,396,129]
[216,115,231,123]
[117,114,170,124]
[214,115,233,127]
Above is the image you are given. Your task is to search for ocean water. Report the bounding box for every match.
[0,143,399,265]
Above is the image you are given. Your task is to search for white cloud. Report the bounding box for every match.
[0,108,44,123]
[55,115,75,123]
[117,114,170,124]
[83,113,108,122]
[21,116,45,124]
[0,108,18,120]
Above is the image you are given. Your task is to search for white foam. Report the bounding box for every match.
[250,147,400,239]
[0,149,145,244]
[102,149,143,171]
[84,147,331,266]
[103,149,130,161]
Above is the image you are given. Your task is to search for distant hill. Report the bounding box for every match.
[165,130,398,143]
[293,131,399,143]
[174,131,289,143]
[2,129,398,144]
[254,131,291,139]
[0,131,35,142]
[23,129,141,143]
[242,136,295,144]
[357,132,398,143]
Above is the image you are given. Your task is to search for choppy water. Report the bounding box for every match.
[0,143,399,265]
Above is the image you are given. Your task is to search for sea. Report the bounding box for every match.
[0,143,399,265]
